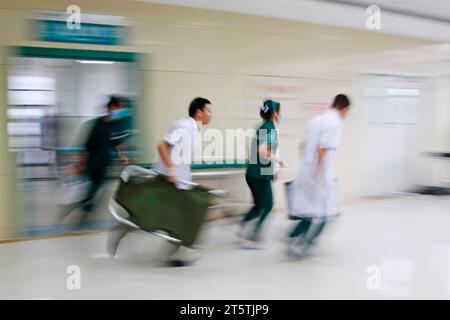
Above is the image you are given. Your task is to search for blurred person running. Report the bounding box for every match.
[237,99,282,249]
[107,97,212,267]
[153,97,212,189]
[59,96,131,226]
[286,94,350,257]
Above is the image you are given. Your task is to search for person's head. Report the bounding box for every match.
[260,99,281,123]
[331,94,351,118]
[107,96,130,120]
[107,96,123,112]
[189,97,212,125]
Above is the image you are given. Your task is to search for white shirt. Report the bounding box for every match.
[288,108,343,219]
[153,116,200,189]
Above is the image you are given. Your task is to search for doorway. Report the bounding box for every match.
[6,47,139,236]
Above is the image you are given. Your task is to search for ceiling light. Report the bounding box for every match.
[75,60,115,64]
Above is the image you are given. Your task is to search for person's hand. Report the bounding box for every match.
[167,175,177,184]
[119,153,130,166]
[65,162,84,177]
[166,167,178,184]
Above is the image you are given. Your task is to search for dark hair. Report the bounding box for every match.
[189,97,211,117]
[107,96,122,109]
[332,94,351,110]
[260,99,280,121]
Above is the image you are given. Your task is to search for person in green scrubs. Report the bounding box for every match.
[237,99,283,249]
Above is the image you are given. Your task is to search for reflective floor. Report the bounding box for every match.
[0,194,449,299]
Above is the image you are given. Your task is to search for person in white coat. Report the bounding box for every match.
[286,94,350,257]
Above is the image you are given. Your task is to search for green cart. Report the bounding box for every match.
[109,165,220,247]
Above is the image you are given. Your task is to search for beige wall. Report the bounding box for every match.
[0,0,446,233]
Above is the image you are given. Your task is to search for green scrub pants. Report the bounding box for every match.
[288,218,326,246]
[241,175,273,241]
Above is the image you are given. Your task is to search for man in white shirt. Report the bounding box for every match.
[286,94,350,257]
[153,97,212,188]
[107,98,212,264]
[155,97,212,266]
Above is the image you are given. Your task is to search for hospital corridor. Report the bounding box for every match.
[0,0,449,304]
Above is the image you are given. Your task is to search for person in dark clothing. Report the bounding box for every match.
[59,96,131,226]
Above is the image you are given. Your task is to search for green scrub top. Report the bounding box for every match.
[246,120,279,180]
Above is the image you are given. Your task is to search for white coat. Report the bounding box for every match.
[287,108,343,221]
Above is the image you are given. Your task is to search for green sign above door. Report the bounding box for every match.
[33,20,126,45]
[30,11,130,46]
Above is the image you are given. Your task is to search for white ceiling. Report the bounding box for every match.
[136,0,450,42]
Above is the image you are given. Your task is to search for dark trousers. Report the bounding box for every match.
[288,218,326,246]
[59,171,106,224]
[81,175,105,213]
[241,175,273,241]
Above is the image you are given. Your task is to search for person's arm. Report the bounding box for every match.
[66,120,97,177]
[64,151,88,177]
[316,147,326,171]
[115,145,129,165]
[315,122,341,180]
[313,147,329,183]
[157,140,177,183]
[258,143,283,166]
[314,147,336,188]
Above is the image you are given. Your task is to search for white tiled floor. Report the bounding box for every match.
[1,194,449,299]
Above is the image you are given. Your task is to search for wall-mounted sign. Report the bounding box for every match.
[30,11,131,46]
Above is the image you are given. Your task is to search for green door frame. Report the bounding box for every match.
[14,46,137,62]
